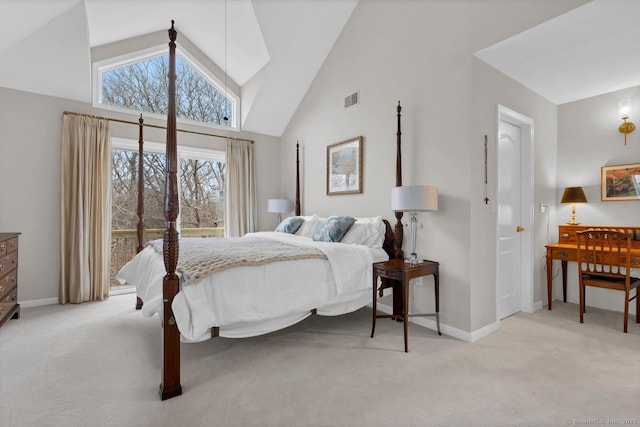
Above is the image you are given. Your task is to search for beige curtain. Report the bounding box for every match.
[59,115,112,303]
[225,139,257,237]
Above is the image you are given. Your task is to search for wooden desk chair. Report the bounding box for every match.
[576,229,640,332]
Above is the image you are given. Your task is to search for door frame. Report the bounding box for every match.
[496,105,535,316]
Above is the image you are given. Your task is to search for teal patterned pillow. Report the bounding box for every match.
[275,216,305,234]
[312,216,356,242]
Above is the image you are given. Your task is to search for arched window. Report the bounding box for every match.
[94,48,238,129]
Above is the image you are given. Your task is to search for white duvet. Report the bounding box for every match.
[117,232,388,342]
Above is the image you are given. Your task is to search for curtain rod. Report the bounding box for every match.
[63,111,254,144]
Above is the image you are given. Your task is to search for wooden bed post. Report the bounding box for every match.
[295,142,301,216]
[136,114,145,310]
[136,114,145,254]
[394,101,404,260]
[160,20,182,401]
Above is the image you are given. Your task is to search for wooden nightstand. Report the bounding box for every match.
[370,259,440,352]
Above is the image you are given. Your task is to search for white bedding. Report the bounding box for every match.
[117,231,388,342]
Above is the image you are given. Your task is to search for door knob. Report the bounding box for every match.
[516,226,525,232]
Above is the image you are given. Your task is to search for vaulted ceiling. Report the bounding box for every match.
[0,0,358,137]
[1,0,639,137]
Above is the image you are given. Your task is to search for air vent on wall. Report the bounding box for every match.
[344,91,359,109]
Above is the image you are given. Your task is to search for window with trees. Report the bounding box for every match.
[110,139,225,289]
[97,50,236,128]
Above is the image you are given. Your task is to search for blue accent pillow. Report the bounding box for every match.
[312,216,356,242]
[275,216,305,234]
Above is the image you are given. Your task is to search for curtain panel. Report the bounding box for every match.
[225,139,256,237]
[60,115,112,303]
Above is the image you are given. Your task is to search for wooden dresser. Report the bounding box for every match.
[0,233,20,328]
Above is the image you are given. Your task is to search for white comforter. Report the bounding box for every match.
[117,232,388,341]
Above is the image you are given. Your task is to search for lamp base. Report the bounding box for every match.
[405,253,422,265]
[565,220,581,225]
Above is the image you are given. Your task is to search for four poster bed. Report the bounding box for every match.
[119,22,407,400]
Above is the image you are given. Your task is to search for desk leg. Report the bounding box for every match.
[561,260,567,303]
[546,248,553,310]
[434,272,441,335]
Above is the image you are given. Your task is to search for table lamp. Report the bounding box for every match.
[391,185,439,264]
[560,186,587,225]
[267,198,294,226]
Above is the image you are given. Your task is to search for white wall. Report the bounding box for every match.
[557,86,640,314]
[0,87,281,303]
[280,0,581,335]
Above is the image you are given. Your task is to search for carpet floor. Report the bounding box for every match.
[0,293,638,427]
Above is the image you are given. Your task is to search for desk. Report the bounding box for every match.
[370,259,440,352]
[545,225,640,310]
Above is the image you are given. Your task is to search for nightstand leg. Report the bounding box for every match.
[434,272,441,335]
[403,278,409,352]
[371,273,377,338]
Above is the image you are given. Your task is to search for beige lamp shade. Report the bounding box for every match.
[391,185,439,212]
[267,199,294,214]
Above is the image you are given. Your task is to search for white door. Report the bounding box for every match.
[497,119,522,319]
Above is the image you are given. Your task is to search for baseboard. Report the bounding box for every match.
[371,302,502,343]
[532,300,544,312]
[468,320,500,342]
[19,297,58,308]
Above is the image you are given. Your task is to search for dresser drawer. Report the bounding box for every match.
[6,236,18,253]
[0,271,17,301]
[0,288,18,322]
[0,252,18,276]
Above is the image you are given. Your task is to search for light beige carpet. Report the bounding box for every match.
[0,293,638,427]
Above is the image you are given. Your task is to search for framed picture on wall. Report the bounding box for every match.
[601,163,640,201]
[326,136,363,195]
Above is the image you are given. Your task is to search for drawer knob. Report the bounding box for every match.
[0,285,3,292]
[0,244,5,251]
[10,241,16,247]
[0,265,3,272]
[632,259,640,266]
[558,251,568,258]
[561,233,570,239]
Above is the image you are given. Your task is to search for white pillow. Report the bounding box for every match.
[341,216,385,248]
[294,214,323,238]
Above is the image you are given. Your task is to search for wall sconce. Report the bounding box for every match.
[267,198,293,226]
[560,186,588,225]
[618,98,635,146]
[391,185,438,265]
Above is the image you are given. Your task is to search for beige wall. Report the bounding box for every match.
[557,86,640,314]
[280,0,581,336]
[0,87,281,303]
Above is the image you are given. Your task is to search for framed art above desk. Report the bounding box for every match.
[545,224,640,309]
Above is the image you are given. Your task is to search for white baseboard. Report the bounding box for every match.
[532,300,544,312]
[372,302,499,343]
[468,319,500,342]
[19,297,58,308]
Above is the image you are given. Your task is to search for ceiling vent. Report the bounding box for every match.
[344,91,359,109]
